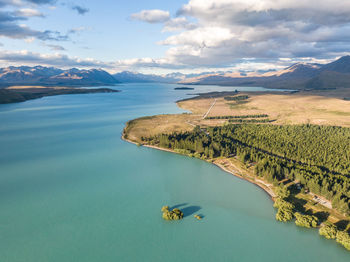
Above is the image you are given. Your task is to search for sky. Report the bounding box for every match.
[0,0,350,74]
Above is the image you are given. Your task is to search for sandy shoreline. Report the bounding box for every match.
[213,161,275,199]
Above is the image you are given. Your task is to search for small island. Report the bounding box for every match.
[161,206,184,220]
[174,87,195,90]
[0,86,119,104]
[194,214,202,220]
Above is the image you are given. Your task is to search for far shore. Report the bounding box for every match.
[6,85,70,90]
[0,86,119,104]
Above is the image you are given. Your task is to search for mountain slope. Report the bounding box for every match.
[181,56,350,90]
[0,66,119,87]
[320,56,350,73]
[113,71,183,83]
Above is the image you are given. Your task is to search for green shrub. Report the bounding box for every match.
[161,206,184,221]
[294,212,318,228]
[161,206,169,213]
[336,231,350,250]
[273,198,295,210]
[275,186,290,199]
[319,222,338,239]
[276,206,294,222]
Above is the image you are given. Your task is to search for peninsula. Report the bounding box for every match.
[123,88,350,251]
[0,86,119,104]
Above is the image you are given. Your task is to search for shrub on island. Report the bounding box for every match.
[294,212,318,228]
[161,206,184,220]
[161,206,170,212]
[319,222,338,239]
[194,214,202,220]
[336,231,350,250]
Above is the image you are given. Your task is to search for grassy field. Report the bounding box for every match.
[125,90,350,143]
[123,114,196,143]
[178,91,350,127]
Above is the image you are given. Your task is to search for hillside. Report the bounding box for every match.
[181,56,350,90]
[113,71,183,83]
[0,66,120,87]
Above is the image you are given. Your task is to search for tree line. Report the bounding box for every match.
[206,114,268,119]
[143,124,350,216]
[224,95,249,101]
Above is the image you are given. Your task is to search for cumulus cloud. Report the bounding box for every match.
[131,9,170,23]
[178,0,350,27]
[0,10,68,40]
[0,50,114,68]
[0,2,71,42]
[0,0,56,6]
[136,0,348,68]
[114,57,180,69]
[162,17,197,32]
[72,5,89,15]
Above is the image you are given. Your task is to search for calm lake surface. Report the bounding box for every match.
[0,83,349,261]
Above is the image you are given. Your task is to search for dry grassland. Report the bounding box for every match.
[124,91,350,142]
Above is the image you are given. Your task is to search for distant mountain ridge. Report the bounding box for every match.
[2,56,350,89]
[180,56,350,90]
[0,66,119,87]
[112,71,185,83]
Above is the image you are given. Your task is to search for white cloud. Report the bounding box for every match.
[119,0,350,73]
[131,9,170,23]
[147,0,350,68]
[0,50,114,68]
[162,17,197,32]
[160,27,234,47]
[15,8,43,17]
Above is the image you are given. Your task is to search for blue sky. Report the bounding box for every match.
[0,0,350,74]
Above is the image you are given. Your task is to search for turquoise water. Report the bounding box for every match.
[0,83,349,261]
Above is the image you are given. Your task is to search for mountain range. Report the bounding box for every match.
[180,56,350,90]
[0,66,119,87]
[0,56,350,89]
[112,71,184,83]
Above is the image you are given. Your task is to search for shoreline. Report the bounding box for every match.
[213,160,275,199]
[121,132,276,200]
[122,125,347,222]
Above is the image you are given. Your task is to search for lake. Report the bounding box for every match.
[0,83,349,261]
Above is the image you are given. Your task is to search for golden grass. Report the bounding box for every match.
[125,91,350,144]
[124,114,196,143]
[178,92,350,127]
